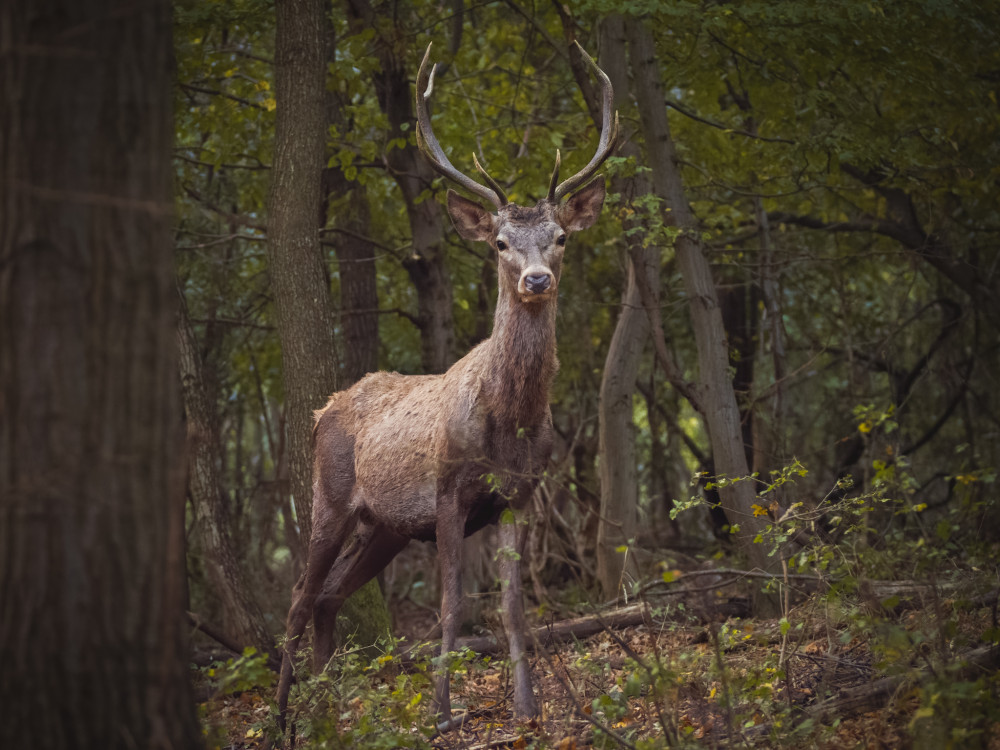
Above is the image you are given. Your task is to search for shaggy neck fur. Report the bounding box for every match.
[482,286,558,428]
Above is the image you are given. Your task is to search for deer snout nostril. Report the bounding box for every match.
[525,274,551,293]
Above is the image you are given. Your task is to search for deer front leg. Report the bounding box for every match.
[498,515,539,718]
[434,492,465,722]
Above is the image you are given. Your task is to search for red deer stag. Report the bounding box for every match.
[277,41,617,725]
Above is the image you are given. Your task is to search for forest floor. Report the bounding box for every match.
[197,580,1000,749]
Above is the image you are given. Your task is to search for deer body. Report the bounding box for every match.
[277,42,617,728]
[315,268,558,545]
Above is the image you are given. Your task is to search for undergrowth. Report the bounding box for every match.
[198,455,999,748]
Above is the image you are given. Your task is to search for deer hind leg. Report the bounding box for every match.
[433,490,467,722]
[312,522,409,671]
[498,516,539,718]
[276,504,360,725]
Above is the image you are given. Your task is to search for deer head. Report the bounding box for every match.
[415,42,619,305]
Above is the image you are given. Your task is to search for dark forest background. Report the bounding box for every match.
[3,0,999,747]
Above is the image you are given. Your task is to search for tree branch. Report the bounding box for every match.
[182,185,267,231]
[664,97,795,145]
[632,258,705,415]
[186,611,243,656]
[178,82,269,111]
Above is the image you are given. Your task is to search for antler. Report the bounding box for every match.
[415,43,507,209]
[416,42,617,207]
[548,41,620,202]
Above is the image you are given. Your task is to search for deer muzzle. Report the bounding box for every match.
[525,274,551,293]
[519,271,554,301]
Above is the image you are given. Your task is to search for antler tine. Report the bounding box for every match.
[473,152,509,206]
[552,41,621,202]
[415,43,506,208]
[546,149,561,202]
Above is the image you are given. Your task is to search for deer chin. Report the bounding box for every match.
[518,289,556,304]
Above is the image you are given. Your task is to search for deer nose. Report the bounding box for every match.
[524,274,551,294]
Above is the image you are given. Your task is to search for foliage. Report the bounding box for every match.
[910,669,1000,749]
[173,0,1000,744]
[206,648,278,697]
[282,646,436,748]
[662,454,1000,745]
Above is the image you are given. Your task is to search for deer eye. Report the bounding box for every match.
[496,239,508,252]
[556,234,567,247]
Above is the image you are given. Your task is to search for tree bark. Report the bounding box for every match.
[322,22,379,386]
[177,296,274,659]
[717,281,757,466]
[625,19,779,612]
[0,0,202,746]
[269,0,390,644]
[332,198,380,384]
[577,16,655,600]
[268,0,341,550]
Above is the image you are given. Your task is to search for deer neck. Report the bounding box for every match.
[482,291,558,427]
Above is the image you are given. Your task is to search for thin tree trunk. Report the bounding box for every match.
[751,187,788,477]
[718,282,758,466]
[346,0,455,373]
[322,21,379,385]
[730,87,788,477]
[557,14,660,599]
[178,296,274,659]
[269,0,390,644]
[0,0,202,745]
[626,19,779,613]
[592,16,656,600]
[596,255,647,598]
[643,373,671,535]
[334,199,380,384]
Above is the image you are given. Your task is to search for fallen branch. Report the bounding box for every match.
[401,574,969,663]
[401,603,653,662]
[861,578,960,602]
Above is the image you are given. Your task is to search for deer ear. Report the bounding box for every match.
[446,190,496,242]
[557,178,606,232]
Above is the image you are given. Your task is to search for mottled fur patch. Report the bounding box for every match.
[500,201,556,225]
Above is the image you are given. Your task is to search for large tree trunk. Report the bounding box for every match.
[626,19,780,613]
[178,297,274,658]
[269,0,389,645]
[0,0,203,746]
